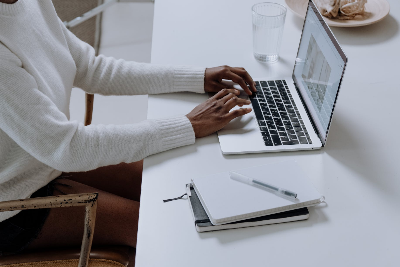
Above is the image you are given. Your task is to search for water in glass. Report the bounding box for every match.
[252,3,287,63]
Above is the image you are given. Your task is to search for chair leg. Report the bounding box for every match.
[84,93,95,126]
[79,200,98,267]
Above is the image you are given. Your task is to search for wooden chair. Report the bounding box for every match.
[0,194,131,267]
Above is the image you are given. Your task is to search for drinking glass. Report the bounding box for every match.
[252,2,287,63]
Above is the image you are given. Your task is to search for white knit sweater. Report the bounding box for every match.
[0,0,205,222]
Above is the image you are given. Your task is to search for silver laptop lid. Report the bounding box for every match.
[292,0,348,146]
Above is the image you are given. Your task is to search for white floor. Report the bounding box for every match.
[69,2,154,125]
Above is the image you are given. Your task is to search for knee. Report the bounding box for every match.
[122,160,143,180]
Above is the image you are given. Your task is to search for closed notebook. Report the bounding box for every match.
[192,160,323,225]
[187,184,310,232]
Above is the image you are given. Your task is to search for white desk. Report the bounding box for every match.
[136,1,400,266]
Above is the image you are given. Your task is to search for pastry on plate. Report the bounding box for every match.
[315,0,367,20]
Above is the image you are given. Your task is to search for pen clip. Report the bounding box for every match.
[186,184,192,197]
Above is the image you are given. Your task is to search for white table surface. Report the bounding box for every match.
[136,0,400,266]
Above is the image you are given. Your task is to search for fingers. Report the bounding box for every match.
[205,66,256,95]
[224,96,251,110]
[226,108,252,121]
[230,67,257,93]
[223,71,253,96]
[212,88,240,100]
[220,92,236,104]
[213,81,238,92]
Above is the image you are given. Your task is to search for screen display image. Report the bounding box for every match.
[293,4,346,143]
[302,35,332,113]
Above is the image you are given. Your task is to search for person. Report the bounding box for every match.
[0,0,256,262]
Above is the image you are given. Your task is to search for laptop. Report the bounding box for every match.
[217,0,348,154]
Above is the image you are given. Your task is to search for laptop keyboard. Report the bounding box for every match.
[250,80,312,146]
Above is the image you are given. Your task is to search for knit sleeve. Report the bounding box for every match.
[0,49,196,172]
[59,19,206,96]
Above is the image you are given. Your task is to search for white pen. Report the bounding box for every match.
[229,171,298,199]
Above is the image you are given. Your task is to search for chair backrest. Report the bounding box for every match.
[52,0,103,126]
[52,0,103,51]
[0,194,99,267]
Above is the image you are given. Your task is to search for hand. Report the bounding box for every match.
[186,89,252,138]
[204,65,257,95]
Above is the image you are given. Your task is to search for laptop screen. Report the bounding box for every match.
[292,1,347,145]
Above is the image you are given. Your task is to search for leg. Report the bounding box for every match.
[27,178,139,250]
[128,248,136,267]
[63,160,143,202]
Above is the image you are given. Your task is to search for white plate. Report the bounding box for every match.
[285,0,390,27]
